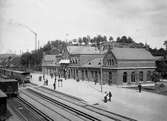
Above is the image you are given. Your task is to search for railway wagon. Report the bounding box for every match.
[0,89,7,116]
[0,68,31,83]
[0,79,18,96]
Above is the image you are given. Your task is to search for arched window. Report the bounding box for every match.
[82,70,84,80]
[123,72,127,83]
[109,71,112,85]
[75,58,77,64]
[112,59,114,65]
[139,71,143,81]
[85,70,88,79]
[147,71,151,81]
[131,72,135,82]
[109,72,112,80]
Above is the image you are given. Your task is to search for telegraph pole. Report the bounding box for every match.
[34,32,37,50]
[100,45,103,92]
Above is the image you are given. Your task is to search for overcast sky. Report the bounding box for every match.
[0,0,167,54]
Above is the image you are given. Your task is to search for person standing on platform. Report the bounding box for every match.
[54,77,57,90]
[104,92,108,103]
[138,83,142,93]
[108,91,112,101]
[53,82,56,90]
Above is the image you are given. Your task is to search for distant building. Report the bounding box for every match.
[42,45,156,85]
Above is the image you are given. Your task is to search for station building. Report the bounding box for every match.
[42,45,156,85]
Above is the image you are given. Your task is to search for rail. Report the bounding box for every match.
[26,89,102,121]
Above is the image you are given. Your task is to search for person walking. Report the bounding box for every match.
[108,91,112,101]
[54,77,57,90]
[46,79,48,85]
[43,74,45,81]
[138,83,142,93]
[53,82,56,90]
[104,92,108,103]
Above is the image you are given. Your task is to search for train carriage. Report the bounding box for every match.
[0,79,18,96]
[0,68,31,83]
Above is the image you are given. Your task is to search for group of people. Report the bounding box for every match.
[53,77,63,90]
[104,91,112,103]
[42,75,49,85]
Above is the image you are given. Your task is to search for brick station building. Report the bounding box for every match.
[42,45,156,85]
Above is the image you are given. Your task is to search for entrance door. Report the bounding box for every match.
[81,70,84,80]
[109,72,112,85]
[123,72,127,83]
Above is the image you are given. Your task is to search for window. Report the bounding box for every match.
[107,59,112,66]
[112,59,114,65]
[109,72,112,80]
[131,72,135,82]
[85,70,88,79]
[147,71,151,81]
[91,71,93,78]
[123,72,127,83]
[82,70,84,80]
[139,71,143,81]
[109,72,112,85]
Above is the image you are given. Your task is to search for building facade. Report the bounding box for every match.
[42,45,156,85]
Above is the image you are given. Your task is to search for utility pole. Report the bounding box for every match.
[100,45,103,92]
[34,32,37,50]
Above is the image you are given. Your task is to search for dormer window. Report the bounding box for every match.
[88,62,91,65]
[98,62,101,65]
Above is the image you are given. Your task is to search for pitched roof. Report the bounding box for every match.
[79,54,103,65]
[111,48,156,60]
[82,57,103,68]
[42,55,58,66]
[67,46,100,54]
[44,55,57,61]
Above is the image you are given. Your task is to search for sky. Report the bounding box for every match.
[0,0,167,54]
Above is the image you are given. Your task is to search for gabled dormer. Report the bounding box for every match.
[103,48,117,67]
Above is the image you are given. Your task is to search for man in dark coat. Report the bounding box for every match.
[53,82,56,90]
[138,83,142,93]
[108,91,112,101]
[104,92,108,103]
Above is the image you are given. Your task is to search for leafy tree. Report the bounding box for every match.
[83,37,88,45]
[151,71,160,83]
[109,36,113,41]
[116,37,120,42]
[163,40,167,50]
[156,60,167,78]
[20,52,31,68]
[78,37,83,45]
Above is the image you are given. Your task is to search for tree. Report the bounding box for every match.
[163,40,167,59]
[151,71,160,83]
[20,52,31,68]
[83,37,88,45]
[163,40,167,50]
[109,36,113,42]
[116,37,120,42]
[78,37,83,45]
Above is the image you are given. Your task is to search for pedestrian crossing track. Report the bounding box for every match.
[19,84,137,121]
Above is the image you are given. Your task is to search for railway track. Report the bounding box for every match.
[7,97,54,121]
[21,89,104,121]
[31,86,137,121]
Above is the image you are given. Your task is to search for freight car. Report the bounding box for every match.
[0,68,31,83]
[0,79,18,96]
[0,89,7,117]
